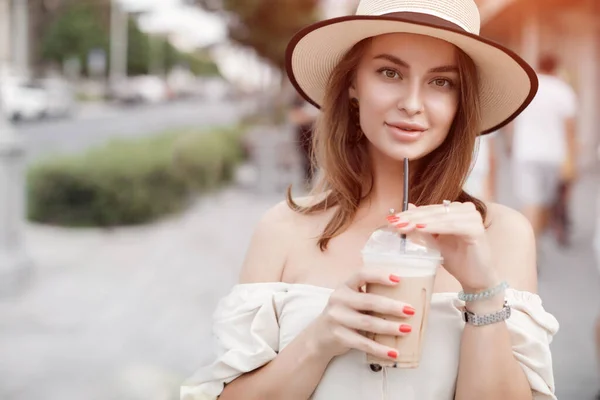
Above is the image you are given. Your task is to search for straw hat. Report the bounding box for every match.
[285,0,538,135]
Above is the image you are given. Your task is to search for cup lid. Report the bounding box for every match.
[361,226,443,261]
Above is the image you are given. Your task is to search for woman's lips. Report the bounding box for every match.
[384,123,426,142]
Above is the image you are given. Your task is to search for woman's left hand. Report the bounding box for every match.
[387,202,498,292]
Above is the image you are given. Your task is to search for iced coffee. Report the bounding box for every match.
[362,227,442,368]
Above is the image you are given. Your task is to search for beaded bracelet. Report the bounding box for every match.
[458,281,509,302]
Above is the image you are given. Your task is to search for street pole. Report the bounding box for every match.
[0,0,30,295]
[12,0,29,77]
[110,0,128,86]
[149,34,166,77]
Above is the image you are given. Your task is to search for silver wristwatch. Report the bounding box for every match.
[463,301,511,326]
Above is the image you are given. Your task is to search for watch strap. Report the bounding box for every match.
[463,301,511,326]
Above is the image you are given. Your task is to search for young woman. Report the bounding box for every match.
[182,1,559,399]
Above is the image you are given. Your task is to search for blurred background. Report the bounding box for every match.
[0,0,598,399]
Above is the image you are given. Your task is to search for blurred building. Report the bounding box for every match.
[2,0,112,78]
[479,0,600,169]
[0,0,31,77]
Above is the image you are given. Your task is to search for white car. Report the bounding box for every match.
[132,75,170,103]
[167,67,199,98]
[0,78,48,121]
[40,77,76,118]
[111,76,170,104]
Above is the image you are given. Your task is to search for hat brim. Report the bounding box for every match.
[285,15,538,135]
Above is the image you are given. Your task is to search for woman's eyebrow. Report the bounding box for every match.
[373,53,458,73]
[373,53,409,68]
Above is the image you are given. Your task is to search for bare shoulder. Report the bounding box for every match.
[484,202,537,292]
[238,200,298,284]
[238,194,327,284]
[485,202,533,234]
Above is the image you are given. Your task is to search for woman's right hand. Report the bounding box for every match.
[310,268,415,361]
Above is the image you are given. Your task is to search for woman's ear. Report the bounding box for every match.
[348,85,358,99]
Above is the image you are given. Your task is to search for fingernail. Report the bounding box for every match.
[403,306,415,316]
[386,215,399,222]
[389,274,401,283]
[395,221,410,228]
[388,350,398,359]
[399,324,412,333]
[415,223,427,229]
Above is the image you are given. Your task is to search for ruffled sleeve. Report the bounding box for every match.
[505,289,560,400]
[180,283,290,400]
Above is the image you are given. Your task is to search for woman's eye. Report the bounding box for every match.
[433,78,452,87]
[380,69,400,79]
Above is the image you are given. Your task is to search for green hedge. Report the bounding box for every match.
[27,126,245,227]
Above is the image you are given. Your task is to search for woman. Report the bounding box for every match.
[182,1,559,399]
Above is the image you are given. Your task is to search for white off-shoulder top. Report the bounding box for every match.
[181,283,559,400]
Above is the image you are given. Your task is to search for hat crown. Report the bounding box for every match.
[356,0,481,34]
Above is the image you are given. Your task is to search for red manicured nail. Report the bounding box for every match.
[403,306,415,316]
[387,215,399,221]
[399,324,412,333]
[395,221,410,228]
[388,350,398,359]
[389,274,401,283]
[416,223,427,229]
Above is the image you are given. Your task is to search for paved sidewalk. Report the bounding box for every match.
[0,168,598,399]
[0,190,281,400]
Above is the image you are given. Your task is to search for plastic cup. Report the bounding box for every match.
[362,227,442,369]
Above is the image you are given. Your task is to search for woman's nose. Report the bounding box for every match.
[397,81,424,116]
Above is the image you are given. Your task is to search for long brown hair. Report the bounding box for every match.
[287,37,486,250]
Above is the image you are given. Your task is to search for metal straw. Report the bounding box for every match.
[401,158,409,250]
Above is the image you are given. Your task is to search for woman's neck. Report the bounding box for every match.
[361,150,410,216]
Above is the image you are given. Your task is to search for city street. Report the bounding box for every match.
[1,0,598,398]
[15,98,253,164]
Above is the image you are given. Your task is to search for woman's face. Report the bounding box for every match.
[349,33,460,161]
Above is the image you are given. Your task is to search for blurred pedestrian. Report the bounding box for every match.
[288,94,319,187]
[464,132,497,201]
[506,54,578,249]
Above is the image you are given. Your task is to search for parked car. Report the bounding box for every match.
[1,77,48,121]
[133,75,170,103]
[40,77,76,118]
[167,67,199,98]
[0,76,75,122]
[200,77,233,101]
[110,75,170,105]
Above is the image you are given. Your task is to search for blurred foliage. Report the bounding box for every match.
[126,17,151,76]
[196,0,319,69]
[39,2,220,77]
[128,18,220,76]
[27,126,246,227]
[187,53,221,77]
[41,3,109,75]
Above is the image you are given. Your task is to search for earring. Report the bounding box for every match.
[350,98,364,142]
